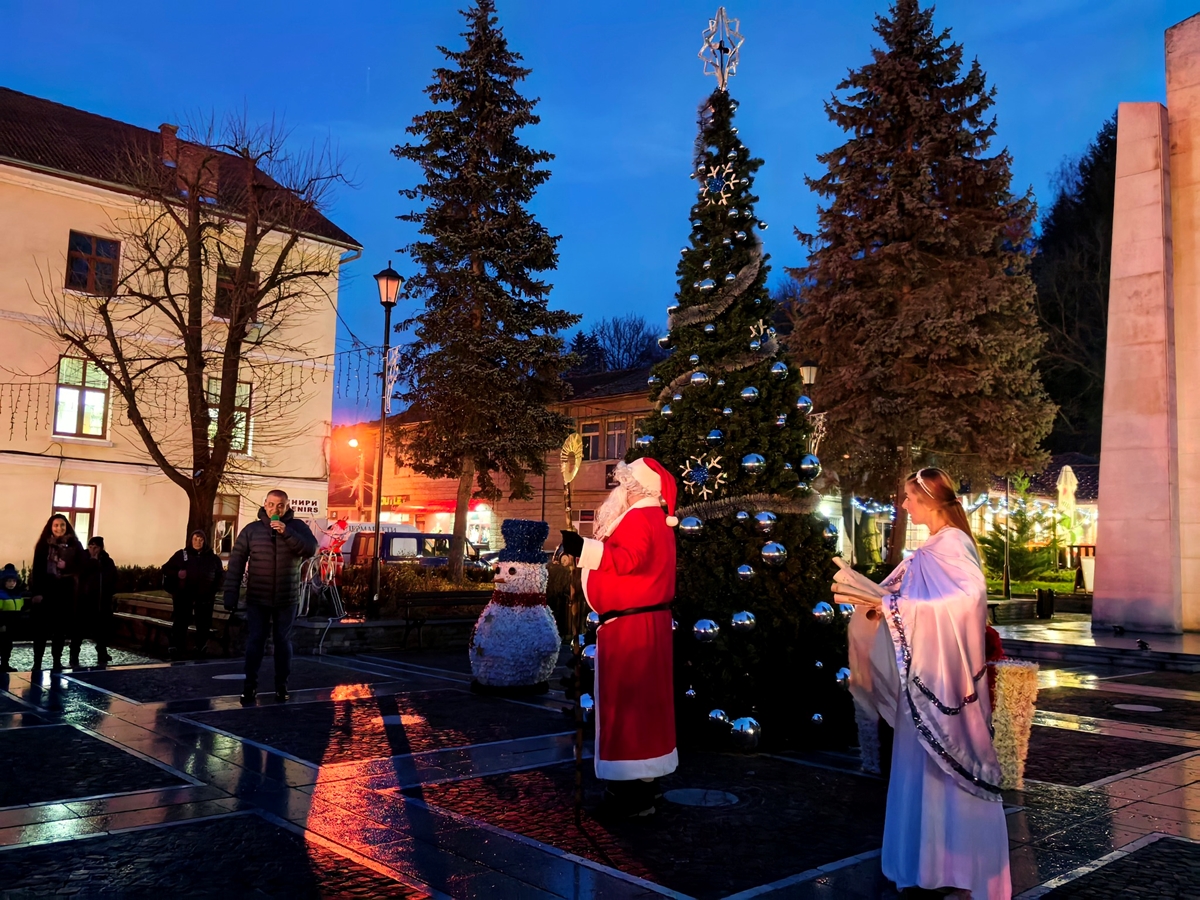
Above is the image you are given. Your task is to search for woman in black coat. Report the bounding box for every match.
[28,514,85,673]
[164,530,225,659]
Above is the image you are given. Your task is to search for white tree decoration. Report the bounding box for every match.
[699,7,744,91]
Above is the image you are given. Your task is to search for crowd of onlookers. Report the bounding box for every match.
[0,513,229,673]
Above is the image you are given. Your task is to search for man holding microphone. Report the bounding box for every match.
[223,490,318,705]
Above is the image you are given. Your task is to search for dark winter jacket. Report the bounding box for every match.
[163,546,225,602]
[0,564,26,613]
[82,550,119,610]
[222,508,317,609]
[29,537,84,600]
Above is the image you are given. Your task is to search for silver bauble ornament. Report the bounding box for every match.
[775,414,787,427]
[736,564,754,581]
[689,353,700,365]
[658,334,673,349]
[796,395,814,415]
[731,610,757,633]
[722,237,733,247]
[735,230,747,240]
[823,521,839,541]
[679,516,704,536]
[647,375,661,387]
[754,511,777,534]
[672,618,678,631]
[691,371,710,387]
[661,404,673,417]
[740,386,759,403]
[685,687,697,700]
[730,99,739,110]
[667,304,679,315]
[811,713,824,725]
[582,643,597,669]
[694,618,720,641]
[716,379,726,386]
[706,429,724,446]
[799,454,822,479]
[758,221,768,230]
[722,407,734,416]
[730,716,761,751]
[698,279,716,291]
[761,542,787,566]
[708,709,732,728]
[771,362,789,380]
[735,510,750,522]
[586,611,600,633]
[741,453,766,473]
[731,126,739,134]
[691,219,703,228]
[726,149,737,160]
[838,602,855,618]
[836,666,852,689]
[749,339,761,351]
[725,272,737,282]
[635,434,655,448]
[702,259,712,270]
[580,693,595,716]
[784,462,794,471]
[673,392,684,401]
[680,247,688,255]
[704,323,716,334]
[812,601,836,622]
[767,326,776,336]
[814,660,824,668]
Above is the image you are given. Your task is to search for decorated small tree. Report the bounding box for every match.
[628,9,850,749]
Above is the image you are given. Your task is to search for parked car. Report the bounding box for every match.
[347,531,492,576]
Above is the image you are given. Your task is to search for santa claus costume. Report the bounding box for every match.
[561,458,678,817]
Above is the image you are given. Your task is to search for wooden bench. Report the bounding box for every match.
[401,591,491,648]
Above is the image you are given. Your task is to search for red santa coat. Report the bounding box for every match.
[579,498,678,780]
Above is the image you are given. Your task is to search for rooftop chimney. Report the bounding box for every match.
[160,123,178,168]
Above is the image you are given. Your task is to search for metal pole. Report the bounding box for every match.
[371,304,393,617]
[1003,476,1011,600]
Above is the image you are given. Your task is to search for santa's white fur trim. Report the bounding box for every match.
[578,537,605,571]
[665,515,679,527]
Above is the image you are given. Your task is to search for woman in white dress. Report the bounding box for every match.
[842,468,1011,900]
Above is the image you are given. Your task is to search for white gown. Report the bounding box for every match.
[851,527,1012,900]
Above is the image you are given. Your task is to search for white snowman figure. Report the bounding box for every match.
[469,519,561,693]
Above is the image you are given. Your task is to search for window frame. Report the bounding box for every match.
[53,356,111,439]
[206,377,254,453]
[580,421,601,461]
[605,418,628,460]
[213,263,260,321]
[65,231,120,296]
[52,482,97,542]
[213,493,240,557]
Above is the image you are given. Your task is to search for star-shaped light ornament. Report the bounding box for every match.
[699,7,744,91]
[681,453,728,500]
[702,162,740,206]
[749,320,769,339]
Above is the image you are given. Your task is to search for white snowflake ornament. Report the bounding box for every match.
[702,162,739,207]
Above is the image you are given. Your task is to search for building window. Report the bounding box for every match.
[214,494,239,556]
[213,264,258,319]
[206,378,253,453]
[53,483,97,541]
[576,509,596,537]
[581,422,601,461]
[65,231,119,295]
[606,419,627,459]
[606,464,619,489]
[54,357,110,438]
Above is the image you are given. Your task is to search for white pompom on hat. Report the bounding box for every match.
[628,457,680,527]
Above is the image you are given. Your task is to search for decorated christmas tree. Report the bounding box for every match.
[628,9,851,749]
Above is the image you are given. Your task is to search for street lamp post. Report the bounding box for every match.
[371,262,404,617]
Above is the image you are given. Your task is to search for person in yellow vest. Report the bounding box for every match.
[0,563,27,673]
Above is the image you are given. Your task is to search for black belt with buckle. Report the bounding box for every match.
[597,601,673,625]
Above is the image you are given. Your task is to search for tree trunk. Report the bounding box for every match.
[840,488,855,566]
[886,467,909,566]
[449,456,475,584]
[185,485,217,547]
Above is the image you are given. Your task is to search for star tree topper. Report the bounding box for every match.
[699,7,743,91]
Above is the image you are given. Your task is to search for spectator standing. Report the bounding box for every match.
[0,563,27,673]
[28,514,85,673]
[164,530,225,660]
[223,491,317,705]
[79,537,118,668]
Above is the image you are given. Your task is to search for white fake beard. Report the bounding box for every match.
[593,485,630,540]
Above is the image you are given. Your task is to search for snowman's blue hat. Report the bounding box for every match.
[498,519,550,564]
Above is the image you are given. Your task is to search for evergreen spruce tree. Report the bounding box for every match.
[788,0,1055,564]
[393,0,578,580]
[630,83,851,749]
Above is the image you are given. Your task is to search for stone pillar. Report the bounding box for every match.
[1168,15,1200,631]
[1093,102,1181,632]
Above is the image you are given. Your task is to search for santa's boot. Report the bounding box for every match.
[240,679,257,706]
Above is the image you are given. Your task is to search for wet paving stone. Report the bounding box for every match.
[0,693,31,714]
[5,640,157,672]
[1037,686,1200,730]
[1104,671,1200,692]
[0,811,424,897]
[1040,836,1200,898]
[187,689,570,765]
[405,751,889,900]
[68,658,390,703]
[0,725,186,807]
[371,648,475,674]
[1022,726,1189,786]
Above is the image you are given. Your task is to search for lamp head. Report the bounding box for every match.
[348,438,359,448]
[373,261,404,308]
[799,360,819,386]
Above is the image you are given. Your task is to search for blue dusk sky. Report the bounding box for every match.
[0,0,1192,422]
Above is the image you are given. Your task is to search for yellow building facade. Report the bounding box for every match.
[0,88,359,568]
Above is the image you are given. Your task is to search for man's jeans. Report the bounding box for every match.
[244,603,298,688]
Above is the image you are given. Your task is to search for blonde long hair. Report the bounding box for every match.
[906,467,977,551]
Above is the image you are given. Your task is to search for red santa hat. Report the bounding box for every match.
[628,458,680,527]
